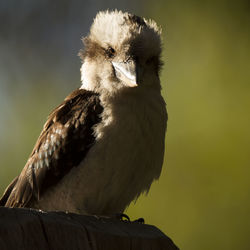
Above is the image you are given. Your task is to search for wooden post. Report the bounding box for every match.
[0,207,179,250]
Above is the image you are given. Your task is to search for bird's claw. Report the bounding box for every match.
[132,217,145,224]
[94,213,145,224]
[114,213,131,222]
[113,214,145,224]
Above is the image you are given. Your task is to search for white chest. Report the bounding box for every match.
[37,91,167,215]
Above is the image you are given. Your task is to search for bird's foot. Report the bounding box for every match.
[93,213,145,224]
[132,217,145,224]
[113,213,131,222]
[112,213,145,224]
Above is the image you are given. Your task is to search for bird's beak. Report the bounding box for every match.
[112,60,138,87]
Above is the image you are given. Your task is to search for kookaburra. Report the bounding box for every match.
[0,10,167,215]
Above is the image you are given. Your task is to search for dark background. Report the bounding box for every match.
[0,1,249,249]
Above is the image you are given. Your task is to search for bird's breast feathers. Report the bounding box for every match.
[36,89,167,214]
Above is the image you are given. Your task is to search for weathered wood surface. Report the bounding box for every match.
[0,207,179,250]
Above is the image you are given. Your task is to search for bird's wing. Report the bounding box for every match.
[0,88,103,207]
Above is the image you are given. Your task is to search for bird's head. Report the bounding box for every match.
[79,10,163,94]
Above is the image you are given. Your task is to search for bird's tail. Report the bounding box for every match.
[0,176,18,206]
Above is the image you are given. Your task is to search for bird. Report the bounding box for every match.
[0,10,167,216]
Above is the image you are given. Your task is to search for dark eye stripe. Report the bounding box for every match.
[106,47,115,58]
[146,56,158,65]
[146,57,153,64]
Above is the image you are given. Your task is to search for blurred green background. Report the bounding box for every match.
[0,1,249,249]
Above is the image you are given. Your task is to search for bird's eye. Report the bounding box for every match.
[106,47,115,58]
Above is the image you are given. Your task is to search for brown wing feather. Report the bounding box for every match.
[1,88,103,207]
[0,176,18,206]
